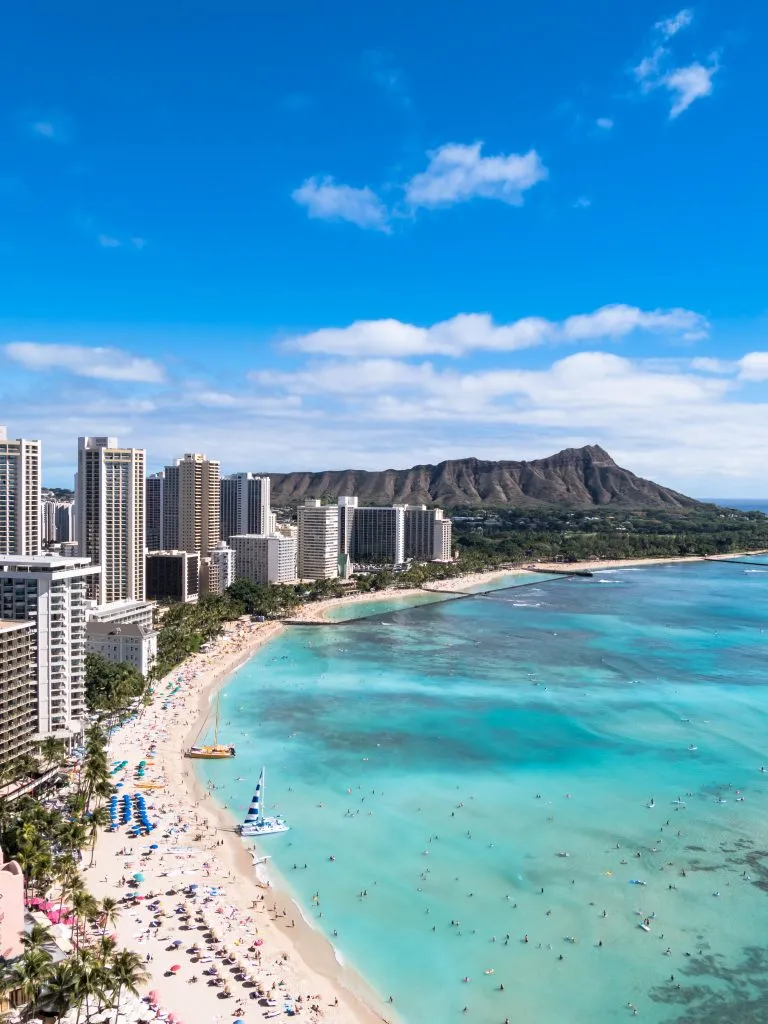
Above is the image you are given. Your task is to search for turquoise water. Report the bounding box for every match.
[197,562,768,1023]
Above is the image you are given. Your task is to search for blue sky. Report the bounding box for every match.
[2,0,767,494]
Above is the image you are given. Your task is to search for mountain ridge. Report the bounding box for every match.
[265,445,702,509]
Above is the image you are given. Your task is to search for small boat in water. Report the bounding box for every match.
[186,693,236,759]
[238,767,290,837]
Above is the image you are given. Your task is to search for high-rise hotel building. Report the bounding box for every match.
[0,554,100,741]
[0,427,41,557]
[338,497,406,565]
[220,473,271,543]
[336,497,452,566]
[76,437,146,604]
[159,454,220,557]
[297,500,339,579]
[404,506,452,561]
[146,472,164,551]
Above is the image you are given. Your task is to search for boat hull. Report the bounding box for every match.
[186,746,236,759]
[239,818,290,836]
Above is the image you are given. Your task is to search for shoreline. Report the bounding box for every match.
[89,616,395,1024]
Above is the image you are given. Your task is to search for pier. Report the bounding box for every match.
[704,556,768,566]
[526,566,593,577]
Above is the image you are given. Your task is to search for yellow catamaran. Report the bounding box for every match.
[186,693,236,759]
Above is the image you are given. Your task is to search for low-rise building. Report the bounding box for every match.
[85,599,157,677]
[146,550,199,603]
[231,534,297,585]
[0,850,24,961]
[86,620,157,676]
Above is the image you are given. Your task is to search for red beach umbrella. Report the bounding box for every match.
[170,964,182,972]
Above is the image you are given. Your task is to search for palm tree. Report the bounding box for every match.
[69,948,106,1024]
[6,946,54,1010]
[98,895,121,938]
[109,949,149,1018]
[87,806,111,867]
[44,961,77,1022]
[69,889,99,950]
[38,736,67,770]
[21,921,53,952]
[94,933,117,967]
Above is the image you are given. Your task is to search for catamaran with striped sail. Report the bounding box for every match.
[237,767,290,836]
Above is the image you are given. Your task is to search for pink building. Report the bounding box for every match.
[0,849,24,959]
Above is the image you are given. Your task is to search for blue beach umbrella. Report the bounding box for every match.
[150,843,159,849]
[133,872,144,882]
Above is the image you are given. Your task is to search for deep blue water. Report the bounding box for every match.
[703,498,768,514]
[197,562,768,1023]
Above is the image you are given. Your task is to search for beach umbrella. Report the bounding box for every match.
[150,843,159,849]
[133,872,145,882]
[169,964,181,972]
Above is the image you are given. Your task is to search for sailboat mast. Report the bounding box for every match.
[260,766,265,824]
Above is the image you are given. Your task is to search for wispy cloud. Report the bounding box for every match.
[655,9,693,40]
[98,234,121,248]
[596,117,614,130]
[664,59,719,118]
[634,9,719,119]
[292,176,390,232]
[4,342,166,383]
[573,196,592,209]
[282,304,709,358]
[404,142,548,209]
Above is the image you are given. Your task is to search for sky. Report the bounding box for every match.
[2,0,767,496]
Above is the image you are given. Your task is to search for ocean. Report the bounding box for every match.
[196,561,768,1023]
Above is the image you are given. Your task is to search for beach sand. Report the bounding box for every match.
[88,616,395,1024]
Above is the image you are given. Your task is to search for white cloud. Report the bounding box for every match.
[573,196,592,209]
[561,304,708,341]
[635,47,668,86]
[283,304,709,358]
[5,342,166,383]
[655,9,693,39]
[690,357,735,374]
[738,352,768,382]
[131,237,147,250]
[663,60,718,118]
[634,11,719,119]
[291,176,389,232]
[404,142,547,208]
[596,118,614,130]
[97,234,121,248]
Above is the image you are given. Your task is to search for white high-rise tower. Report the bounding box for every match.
[76,437,146,604]
[0,426,41,556]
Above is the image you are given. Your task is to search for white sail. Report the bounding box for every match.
[243,768,264,825]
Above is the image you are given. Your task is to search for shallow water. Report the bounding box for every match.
[196,561,768,1023]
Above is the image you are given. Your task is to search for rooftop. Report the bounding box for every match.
[0,619,34,633]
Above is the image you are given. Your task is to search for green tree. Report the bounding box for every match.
[109,949,149,1016]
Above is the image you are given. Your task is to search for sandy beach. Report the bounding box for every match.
[88,616,395,1024]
